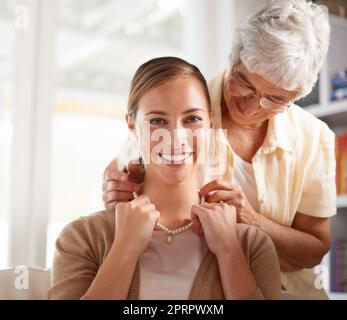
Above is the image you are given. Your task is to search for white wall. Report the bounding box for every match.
[183,0,270,80]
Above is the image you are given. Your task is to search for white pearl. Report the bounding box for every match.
[155,219,193,244]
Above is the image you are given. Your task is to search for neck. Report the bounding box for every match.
[226,115,268,133]
[142,170,200,229]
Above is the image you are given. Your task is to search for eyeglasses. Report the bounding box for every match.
[227,64,294,114]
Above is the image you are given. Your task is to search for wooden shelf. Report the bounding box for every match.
[329,291,347,300]
[337,195,347,209]
[305,100,347,118]
[304,100,347,128]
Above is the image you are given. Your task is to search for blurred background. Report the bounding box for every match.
[0,0,346,299]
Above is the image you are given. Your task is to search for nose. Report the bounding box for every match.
[171,122,189,151]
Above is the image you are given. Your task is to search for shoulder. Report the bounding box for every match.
[288,104,335,144]
[60,209,114,239]
[207,72,225,101]
[56,210,115,262]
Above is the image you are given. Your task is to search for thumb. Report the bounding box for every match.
[191,205,203,235]
[127,160,144,184]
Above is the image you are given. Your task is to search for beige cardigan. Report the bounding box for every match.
[48,210,281,300]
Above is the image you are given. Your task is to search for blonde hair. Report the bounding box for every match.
[229,0,330,99]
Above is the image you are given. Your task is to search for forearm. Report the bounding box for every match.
[84,243,139,300]
[216,239,258,300]
[256,214,327,271]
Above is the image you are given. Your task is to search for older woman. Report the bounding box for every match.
[102,0,336,299]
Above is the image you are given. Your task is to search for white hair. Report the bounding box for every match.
[229,0,330,99]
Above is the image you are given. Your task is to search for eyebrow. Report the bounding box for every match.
[144,107,206,116]
[238,67,290,101]
[237,68,256,90]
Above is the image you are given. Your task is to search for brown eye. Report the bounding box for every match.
[185,115,203,124]
[149,118,167,125]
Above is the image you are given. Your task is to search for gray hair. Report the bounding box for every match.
[229,0,330,99]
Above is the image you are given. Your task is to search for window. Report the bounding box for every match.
[46,0,185,267]
[0,0,15,268]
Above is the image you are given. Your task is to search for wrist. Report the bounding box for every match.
[111,240,141,261]
[215,236,242,261]
[251,210,262,229]
[216,248,244,268]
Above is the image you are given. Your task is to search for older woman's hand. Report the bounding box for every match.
[102,159,143,209]
[199,180,260,227]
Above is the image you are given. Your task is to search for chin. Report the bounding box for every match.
[159,165,194,185]
[229,101,269,125]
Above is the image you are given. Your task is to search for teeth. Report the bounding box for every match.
[160,152,193,163]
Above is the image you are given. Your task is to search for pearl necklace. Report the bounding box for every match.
[155,221,193,244]
[133,191,204,244]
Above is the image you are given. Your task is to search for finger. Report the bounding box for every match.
[105,169,128,184]
[105,191,134,203]
[140,203,156,213]
[105,201,118,210]
[199,180,235,197]
[206,190,241,203]
[103,160,119,188]
[132,194,151,206]
[105,180,141,193]
[152,210,160,222]
[128,160,144,184]
[191,204,211,219]
[224,195,245,208]
[191,216,203,235]
[191,208,203,235]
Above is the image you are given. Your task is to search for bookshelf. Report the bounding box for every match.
[301,14,347,300]
[306,100,347,128]
[337,195,347,209]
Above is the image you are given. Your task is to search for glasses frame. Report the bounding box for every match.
[228,63,295,114]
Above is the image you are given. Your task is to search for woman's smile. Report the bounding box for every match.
[158,151,195,165]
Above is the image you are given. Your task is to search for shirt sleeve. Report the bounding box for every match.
[297,124,337,218]
[48,219,99,300]
[243,225,282,300]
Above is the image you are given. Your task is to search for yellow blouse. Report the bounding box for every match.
[208,72,337,299]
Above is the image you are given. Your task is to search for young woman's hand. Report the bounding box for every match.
[114,195,160,257]
[199,180,260,227]
[191,203,238,258]
[102,160,144,209]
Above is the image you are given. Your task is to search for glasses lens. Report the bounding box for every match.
[260,98,288,113]
[229,77,254,98]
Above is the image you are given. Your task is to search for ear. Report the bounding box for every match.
[126,113,137,137]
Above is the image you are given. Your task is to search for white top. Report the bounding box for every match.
[231,150,259,212]
[138,229,208,300]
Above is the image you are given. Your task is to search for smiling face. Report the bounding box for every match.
[223,62,298,125]
[127,76,211,185]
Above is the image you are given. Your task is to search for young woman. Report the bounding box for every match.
[48,57,281,300]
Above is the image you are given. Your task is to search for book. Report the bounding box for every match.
[331,88,347,101]
[336,134,347,195]
[331,240,347,293]
[332,77,347,90]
